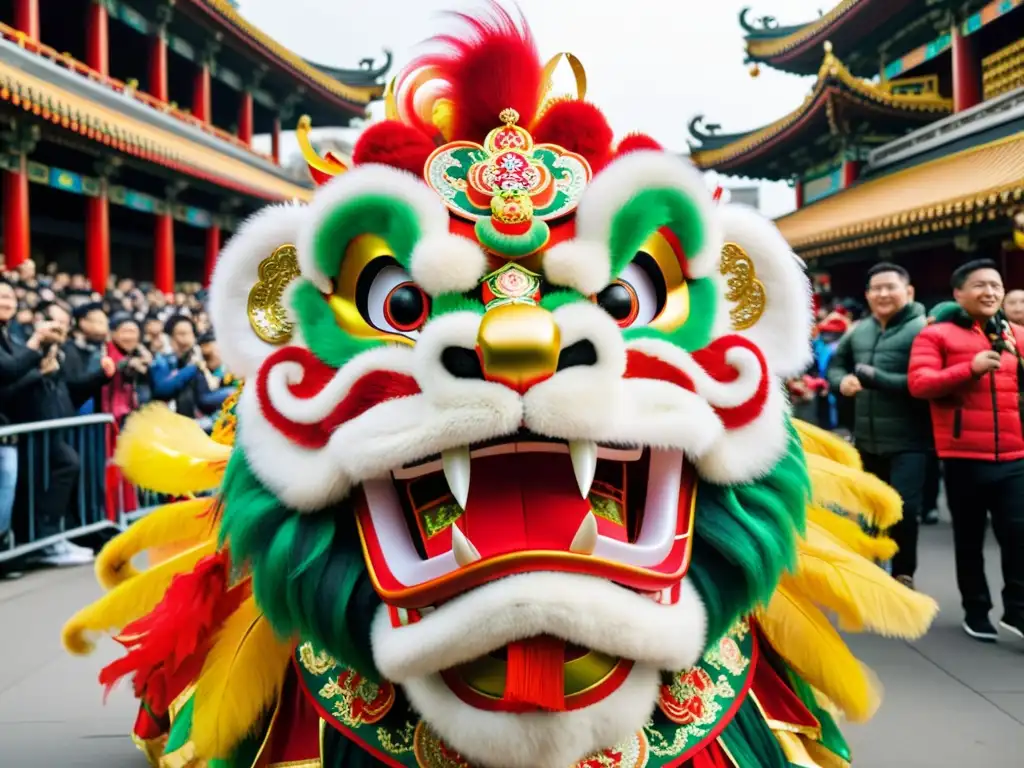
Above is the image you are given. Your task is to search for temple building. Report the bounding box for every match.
[689,0,1024,303]
[0,0,389,291]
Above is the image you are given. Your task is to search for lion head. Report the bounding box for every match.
[209,8,814,767]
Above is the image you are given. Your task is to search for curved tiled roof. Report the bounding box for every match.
[688,50,952,174]
[185,0,387,110]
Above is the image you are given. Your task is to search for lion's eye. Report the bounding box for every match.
[596,254,666,328]
[364,263,430,338]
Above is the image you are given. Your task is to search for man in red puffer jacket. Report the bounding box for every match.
[909,259,1024,644]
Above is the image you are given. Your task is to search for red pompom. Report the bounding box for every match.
[531,100,614,173]
[352,121,436,176]
[615,133,663,157]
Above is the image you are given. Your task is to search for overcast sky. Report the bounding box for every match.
[244,0,834,218]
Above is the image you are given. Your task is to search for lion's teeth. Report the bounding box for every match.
[443,446,471,509]
[569,511,599,555]
[569,440,597,499]
[451,525,482,567]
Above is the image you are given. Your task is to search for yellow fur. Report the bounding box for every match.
[793,419,862,470]
[114,404,231,495]
[757,584,881,722]
[787,524,939,637]
[805,506,898,562]
[805,453,903,530]
[95,498,219,590]
[61,540,216,655]
[190,596,294,760]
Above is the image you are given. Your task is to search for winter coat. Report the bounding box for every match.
[908,303,1024,462]
[827,303,932,455]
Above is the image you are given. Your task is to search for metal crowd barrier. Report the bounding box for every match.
[0,414,121,563]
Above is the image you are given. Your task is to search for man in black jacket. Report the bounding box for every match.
[827,263,934,588]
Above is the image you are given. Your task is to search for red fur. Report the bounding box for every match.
[99,552,249,716]
[406,2,543,143]
[615,133,663,157]
[532,100,614,172]
[352,121,436,176]
[255,346,422,449]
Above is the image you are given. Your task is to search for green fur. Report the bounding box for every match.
[689,420,810,643]
[312,194,421,276]
[719,698,794,768]
[430,292,485,317]
[608,188,705,277]
[540,289,587,312]
[290,279,380,367]
[474,217,550,257]
[219,447,378,679]
[625,276,718,351]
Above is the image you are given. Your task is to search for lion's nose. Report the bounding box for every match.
[475,303,561,394]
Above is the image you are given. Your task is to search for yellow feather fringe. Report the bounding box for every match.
[792,419,862,470]
[61,540,216,656]
[789,524,939,637]
[114,404,231,495]
[190,596,293,760]
[805,506,898,562]
[757,584,881,722]
[805,453,903,530]
[95,498,219,590]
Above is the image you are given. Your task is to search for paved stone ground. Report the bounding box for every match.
[1,522,1022,767]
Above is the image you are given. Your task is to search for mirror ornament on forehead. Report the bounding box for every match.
[247,244,300,344]
[719,242,766,331]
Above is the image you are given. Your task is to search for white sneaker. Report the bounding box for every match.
[63,540,95,560]
[36,543,83,567]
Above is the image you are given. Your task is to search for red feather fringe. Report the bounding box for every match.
[352,120,437,176]
[532,100,614,173]
[615,133,663,157]
[99,551,250,716]
[406,2,543,144]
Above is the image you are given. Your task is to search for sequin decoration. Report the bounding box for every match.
[247,244,300,344]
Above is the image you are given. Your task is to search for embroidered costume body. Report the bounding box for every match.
[64,6,937,767]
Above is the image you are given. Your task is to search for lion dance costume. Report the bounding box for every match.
[64,7,937,767]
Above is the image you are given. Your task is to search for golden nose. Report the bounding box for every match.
[475,303,561,393]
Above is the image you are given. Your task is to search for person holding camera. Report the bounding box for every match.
[909,259,1024,643]
[827,263,932,590]
[99,313,152,426]
[150,315,205,418]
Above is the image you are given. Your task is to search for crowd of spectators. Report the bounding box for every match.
[0,258,239,576]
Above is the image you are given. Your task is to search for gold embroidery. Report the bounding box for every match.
[702,634,750,677]
[378,721,417,755]
[319,670,395,727]
[247,244,301,344]
[413,722,471,767]
[719,242,766,331]
[298,642,338,676]
[570,730,649,767]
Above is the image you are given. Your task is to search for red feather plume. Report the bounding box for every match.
[352,120,436,176]
[615,133,664,157]
[99,551,249,716]
[407,2,543,144]
[532,100,615,173]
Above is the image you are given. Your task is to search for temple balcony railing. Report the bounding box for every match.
[867,85,1024,172]
[0,22,275,166]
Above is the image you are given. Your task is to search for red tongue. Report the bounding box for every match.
[503,636,566,711]
[461,453,591,555]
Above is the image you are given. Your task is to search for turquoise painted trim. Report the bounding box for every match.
[802,167,843,205]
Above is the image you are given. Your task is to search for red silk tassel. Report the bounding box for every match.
[502,636,566,712]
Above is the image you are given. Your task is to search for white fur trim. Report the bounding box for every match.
[574,151,722,280]
[402,667,661,768]
[720,204,813,377]
[692,380,791,484]
[297,163,452,291]
[410,233,488,296]
[542,240,612,296]
[209,203,308,379]
[372,572,707,681]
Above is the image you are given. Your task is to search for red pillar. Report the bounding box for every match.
[841,159,861,187]
[271,117,282,164]
[86,1,109,75]
[794,179,804,210]
[154,213,175,294]
[149,30,169,103]
[203,225,221,286]
[14,0,40,39]
[238,91,254,145]
[193,63,211,122]
[952,26,982,112]
[85,189,110,293]
[2,157,30,269]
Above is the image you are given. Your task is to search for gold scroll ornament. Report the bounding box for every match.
[719,242,766,331]
[247,244,301,344]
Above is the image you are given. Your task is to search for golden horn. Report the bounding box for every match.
[384,76,399,121]
[541,52,587,101]
[296,115,347,178]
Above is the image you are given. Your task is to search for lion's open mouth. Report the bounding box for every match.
[354,431,696,607]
